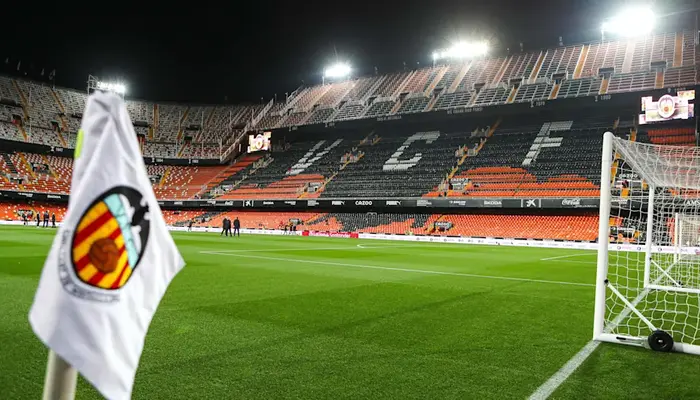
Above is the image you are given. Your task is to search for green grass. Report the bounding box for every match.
[1,225,699,399]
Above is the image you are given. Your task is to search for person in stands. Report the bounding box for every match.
[233,217,240,237]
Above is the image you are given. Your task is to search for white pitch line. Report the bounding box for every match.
[205,244,419,254]
[545,260,597,265]
[199,250,593,287]
[356,244,418,249]
[540,253,593,261]
[207,246,366,253]
[528,340,600,400]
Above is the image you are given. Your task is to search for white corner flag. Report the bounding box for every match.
[29,91,185,400]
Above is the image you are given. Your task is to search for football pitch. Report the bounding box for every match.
[2,226,699,399]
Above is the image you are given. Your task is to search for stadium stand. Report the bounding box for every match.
[145,208,599,241]
[0,201,66,222]
[322,128,477,198]
[151,165,229,199]
[433,212,598,241]
[425,115,614,198]
[218,132,364,199]
[0,31,694,158]
[638,125,696,146]
[305,213,438,235]
[0,29,697,252]
[200,211,325,230]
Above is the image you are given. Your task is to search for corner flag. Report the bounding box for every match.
[29,91,185,400]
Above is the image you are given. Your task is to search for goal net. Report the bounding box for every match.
[594,132,700,355]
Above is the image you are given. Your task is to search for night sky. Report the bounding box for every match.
[0,0,695,104]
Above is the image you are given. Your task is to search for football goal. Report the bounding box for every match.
[594,131,700,355]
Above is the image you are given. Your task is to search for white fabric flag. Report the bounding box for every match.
[29,91,185,400]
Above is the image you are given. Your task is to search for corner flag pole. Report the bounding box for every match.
[42,350,78,400]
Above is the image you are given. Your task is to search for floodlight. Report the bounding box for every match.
[601,6,655,37]
[432,41,488,61]
[324,63,352,79]
[96,80,127,95]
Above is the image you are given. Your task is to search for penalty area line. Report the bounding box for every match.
[199,251,593,287]
[527,340,600,400]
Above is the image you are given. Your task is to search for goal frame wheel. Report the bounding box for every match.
[648,330,674,352]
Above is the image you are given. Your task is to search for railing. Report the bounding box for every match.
[252,99,274,128]
[219,124,250,162]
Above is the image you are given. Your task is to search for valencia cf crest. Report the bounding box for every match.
[58,186,151,302]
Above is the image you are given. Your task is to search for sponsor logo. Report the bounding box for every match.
[386,200,402,206]
[562,198,581,206]
[224,201,234,206]
[526,199,537,208]
[332,200,345,206]
[60,186,150,303]
[417,200,432,207]
[206,200,216,205]
[244,200,253,207]
[157,201,165,206]
[190,159,199,164]
[284,201,297,205]
[308,200,319,206]
[450,200,467,206]
[47,195,62,199]
[155,158,163,163]
[684,199,700,206]
[173,201,183,205]
[18,192,33,198]
[484,200,502,206]
[263,201,275,205]
[308,231,357,238]
[355,200,372,206]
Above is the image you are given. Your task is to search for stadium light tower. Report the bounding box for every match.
[87,75,127,98]
[601,6,656,40]
[323,62,351,84]
[432,41,489,64]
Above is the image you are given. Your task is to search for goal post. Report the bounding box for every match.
[594,131,700,355]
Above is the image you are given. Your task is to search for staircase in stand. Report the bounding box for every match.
[654,70,665,89]
[50,89,70,147]
[12,80,30,120]
[18,153,36,179]
[1,153,18,174]
[598,77,609,95]
[572,44,589,79]
[41,154,58,179]
[549,83,561,100]
[159,167,171,187]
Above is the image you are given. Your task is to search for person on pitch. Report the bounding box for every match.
[233,216,240,237]
[36,212,41,228]
[221,217,230,237]
[188,219,193,232]
[51,213,56,228]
